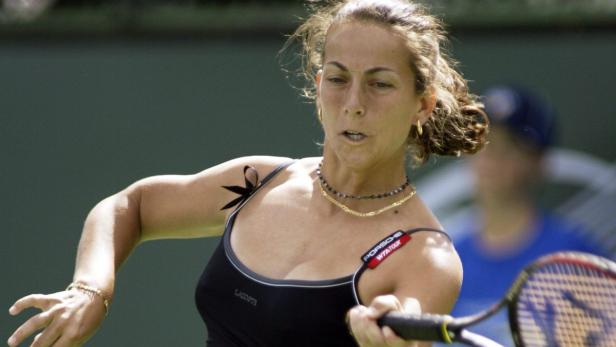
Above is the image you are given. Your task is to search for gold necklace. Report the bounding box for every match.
[318,180,416,217]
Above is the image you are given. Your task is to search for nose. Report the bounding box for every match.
[344,82,365,117]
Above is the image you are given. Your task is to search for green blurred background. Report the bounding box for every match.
[2,1,615,345]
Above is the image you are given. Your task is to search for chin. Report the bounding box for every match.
[330,150,372,169]
[339,157,372,170]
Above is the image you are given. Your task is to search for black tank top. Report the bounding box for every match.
[194,162,448,346]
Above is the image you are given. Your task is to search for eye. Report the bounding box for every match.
[326,76,347,85]
[371,81,394,89]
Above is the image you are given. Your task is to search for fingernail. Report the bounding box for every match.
[7,336,15,347]
[8,306,15,315]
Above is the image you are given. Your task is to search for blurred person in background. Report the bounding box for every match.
[7,1,489,347]
[450,84,609,345]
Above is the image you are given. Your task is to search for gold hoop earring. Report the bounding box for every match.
[416,120,423,136]
[318,109,323,122]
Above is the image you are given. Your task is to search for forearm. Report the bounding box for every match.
[72,190,142,299]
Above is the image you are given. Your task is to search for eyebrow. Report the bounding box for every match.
[325,61,395,74]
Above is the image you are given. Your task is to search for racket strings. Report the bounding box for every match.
[515,261,616,347]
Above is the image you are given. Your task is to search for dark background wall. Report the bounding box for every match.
[2,29,615,345]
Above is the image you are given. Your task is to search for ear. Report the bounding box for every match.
[415,88,436,125]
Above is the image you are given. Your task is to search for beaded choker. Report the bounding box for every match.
[316,162,410,200]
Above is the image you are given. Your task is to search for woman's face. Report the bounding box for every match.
[317,21,429,169]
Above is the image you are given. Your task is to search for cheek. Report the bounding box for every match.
[380,102,414,137]
[318,91,338,130]
[389,117,413,140]
[320,86,343,110]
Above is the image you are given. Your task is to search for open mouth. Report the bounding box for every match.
[342,130,367,142]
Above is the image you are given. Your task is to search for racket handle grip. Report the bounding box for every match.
[377,312,454,342]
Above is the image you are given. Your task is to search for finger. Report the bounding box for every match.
[382,326,408,347]
[50,334,82,347]
[367,294,403,319]
[401,297,421,314]
[347,307,369,345]
[8,311,54,347]
[352,306,386,346]
[10,294,52,315]
[31,332,44,347]
[30,319,62,347]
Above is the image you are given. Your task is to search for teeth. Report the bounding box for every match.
[348,134,363,140]
[344,131,365,141]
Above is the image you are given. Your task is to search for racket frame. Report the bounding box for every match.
[378,251,616,346]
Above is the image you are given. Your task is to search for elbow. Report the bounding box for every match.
[119,183,145,244]
[86,183,144,245]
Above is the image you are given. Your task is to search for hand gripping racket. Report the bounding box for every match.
[378,252,616,347]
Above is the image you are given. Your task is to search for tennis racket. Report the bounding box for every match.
[377,251,616,347]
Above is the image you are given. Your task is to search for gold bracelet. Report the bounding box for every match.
[66,282,110,316]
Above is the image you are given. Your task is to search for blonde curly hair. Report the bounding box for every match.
[283,0,489,164]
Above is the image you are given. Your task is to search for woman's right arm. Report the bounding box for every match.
[7,155,290,347]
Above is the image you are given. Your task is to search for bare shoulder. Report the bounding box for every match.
[194,155,295,180]
[394,228,462,314]
[257,156,320,186]
[136,155,294,192]
[127,155,294,241]
[363,193,462,315]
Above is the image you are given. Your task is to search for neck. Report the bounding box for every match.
[477,193,537,255]
[320,149,408,198]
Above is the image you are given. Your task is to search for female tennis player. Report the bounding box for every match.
[8,1,488,346]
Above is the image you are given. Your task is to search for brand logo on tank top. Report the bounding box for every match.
[234,289,258,306]
[361,230,411,269]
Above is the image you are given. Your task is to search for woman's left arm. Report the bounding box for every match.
[348,231,462,347]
